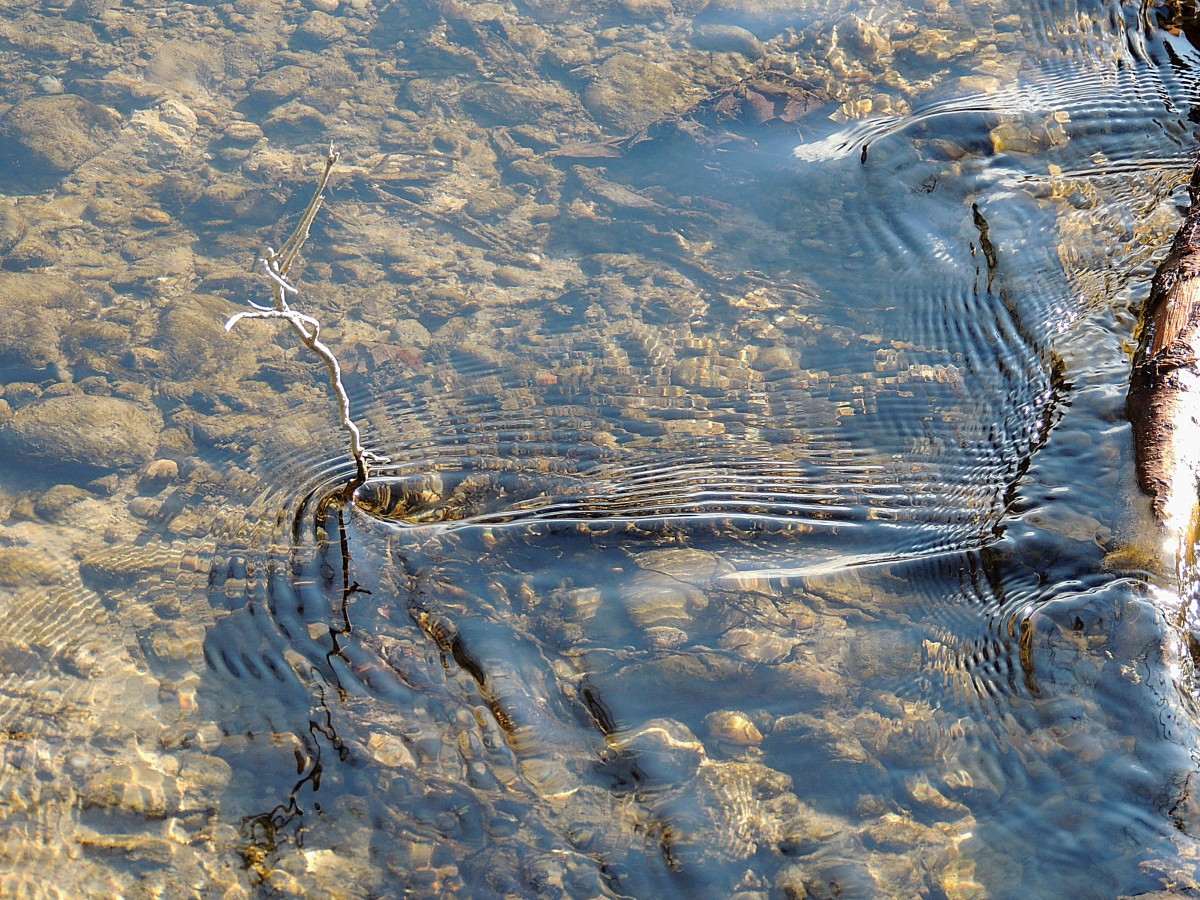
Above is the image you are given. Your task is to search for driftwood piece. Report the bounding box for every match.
[1127,164,1200,548]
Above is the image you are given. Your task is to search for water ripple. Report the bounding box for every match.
[186,5,1200,892]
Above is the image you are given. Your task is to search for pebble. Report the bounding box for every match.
[644,625,689,649]
[610,718,706,783]
[0,395,161,473]
[0,548,61,587]
[128,496,163,519]
[80,763,177,819]
[704,709,764,746]
[0,273,89,376]
[619,0,672,19]
[0,200,26,254]
[461,82,567,128]
[753,346,794,371]
[367,733,417,768]
[176,755,233,813]
[691,24,764,58]
[142,458,180,483]
[127,99,197,164]
[33,484,93,523]
[222,120,264,144]
[79,545,174,593]
[0,94,121,186]
[294,10,348,47]
[719,627,796,664]
[493,265,533,286]
[583,55,694,132]
[35,75,65,95]
[248,65,312,105]
[3,383,42,408]
[625,580,701,630]
[263,100,325,138]
[774,865,810,900]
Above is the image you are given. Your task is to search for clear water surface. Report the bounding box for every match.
[3,0,1200,896]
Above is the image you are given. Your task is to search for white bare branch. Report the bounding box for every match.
[223,148,388,493]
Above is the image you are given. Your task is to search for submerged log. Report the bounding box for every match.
[1126,164,1200,565]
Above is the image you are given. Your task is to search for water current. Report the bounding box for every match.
[5,0,1200,896]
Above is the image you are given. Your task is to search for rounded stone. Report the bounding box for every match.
[293,10,348,47]
[35,75,65,95]
[222,119,264,144]
[142,458,179,483]
[584,55,693,132]
[691,24,764,58]
[704,709,764,746]
[0,395,161,472]
[619,0,673,19]
[461,82,566,128]
[0,201,26,253]
[0,272,87,374]
[33,483,93,522]
[177,754,233,812]
[81,763,176,818]
[248,65,312,106]
[0,547,61,587]
[0,94,121,186]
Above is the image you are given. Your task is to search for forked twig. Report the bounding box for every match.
[225,146,387,495]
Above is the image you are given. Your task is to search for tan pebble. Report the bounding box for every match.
[719,627,794,664]
[367,733,416,768]
[907,775,970,812]
[662,418,725,436]
[645,626,688,650]
[128,496,162,518]
[4,382,42,406]
[81,763,173,817]
[621,0,672,19]
[989,120,1049,154]
[409,842,434,869]
[493,265,529,287]
[127,347,165,370]
[562,587,602,620]
[626,584,694,629]
[133,207,171,225]
[0,548,60,587]
[753,346,793,371]
[520,757,575,794]
[704,710,763,746]
[223,120,264,143]
[262,871,303,894]
[143,458,179,482]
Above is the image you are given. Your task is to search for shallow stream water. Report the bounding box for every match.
[3,0,1200,896]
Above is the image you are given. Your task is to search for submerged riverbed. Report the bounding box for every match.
[2,0,1200,896]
